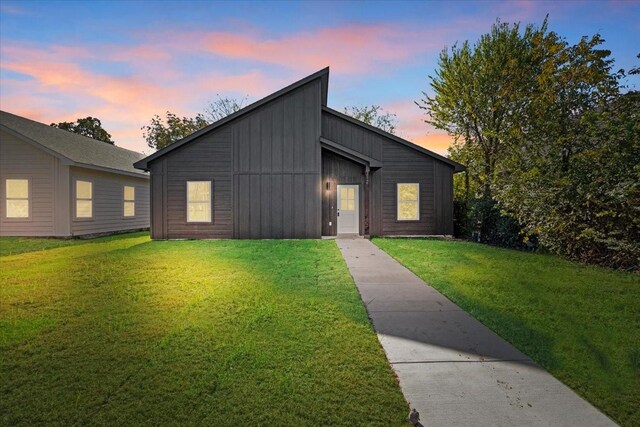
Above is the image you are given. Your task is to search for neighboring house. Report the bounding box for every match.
[134,67,464,240]
[0,111,149,237]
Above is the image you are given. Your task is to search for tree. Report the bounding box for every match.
[143,96,247,150]
[494,35,635,268]
[142,112,208,151]
[204,94,248,122]
[418,19,542,200]
[51,117,114,144]
[420,18,638,269]
[343,105,397,134]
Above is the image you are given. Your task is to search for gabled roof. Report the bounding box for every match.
[321,107,465,172]
[320,137,383,169]
[0,110,148,178]
[134,67,330,171]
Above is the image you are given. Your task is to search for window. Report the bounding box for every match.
[397,183,419,221]
[340,186,356,211]
[123,185,135,217]
[75,180,93,219]
[5,179,29,218]
[187,181,211,222]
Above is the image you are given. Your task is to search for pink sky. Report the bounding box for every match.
[2,1,637,156]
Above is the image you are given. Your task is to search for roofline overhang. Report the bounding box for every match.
[134,67,330,171]
[320,137,383,168]
[1,124,148,179]
[71,162,149,179]
[321,107,465,173]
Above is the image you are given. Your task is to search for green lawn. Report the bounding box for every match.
[0,233,407,426]
[0,232,148,257]
[373,238,640,426]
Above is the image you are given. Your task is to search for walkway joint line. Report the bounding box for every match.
[336,237,616,427]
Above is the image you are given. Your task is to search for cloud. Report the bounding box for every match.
[0,41,277,151]
[0,2,26,15]
[383,100,453,156]
[0,22,459,152]
[193,24,448,74]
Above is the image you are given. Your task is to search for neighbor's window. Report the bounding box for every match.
[397,183,419,221]
[123,185,135,217]
[5,179,29,218]
[75,180,93,219]
[187,181,211,222]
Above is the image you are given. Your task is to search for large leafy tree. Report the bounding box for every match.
[344,105,397,134]
[143,96,246,150]
[418,20,542,199]
[420,19,638,269]
[142,112,209,151]
[51,117,114,144]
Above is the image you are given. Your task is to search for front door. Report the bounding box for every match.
[337,185,359,234]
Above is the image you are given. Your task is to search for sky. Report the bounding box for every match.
[1,0,638,156]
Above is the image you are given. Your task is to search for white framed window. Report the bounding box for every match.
[5,178,30,218]
[123,185,135,217]
[187,181,211,223]
[75,180,93,219]
[397,183,419,221]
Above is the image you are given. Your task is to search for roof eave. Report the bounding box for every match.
[134,67,330,171]
[1,124,148,177]
[321,107,465,173]
[72,162,149,179]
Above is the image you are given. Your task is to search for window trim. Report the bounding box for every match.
[74,179,94,221]
[186,180,212,224]
[4,177,31,221]
[396,183,420,221]
[123,185,136,218]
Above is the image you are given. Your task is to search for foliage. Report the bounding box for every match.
[420,19,639,269]
[204,94,248,122]
[51,116,114,144]
[142,111,209,150]
[374,238,640,426]
[0,234,408,425]
[143,96,247,150]
[344,105,398,134]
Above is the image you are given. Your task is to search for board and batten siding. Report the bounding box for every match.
[321,110,454,236]
[0,131,68,236]
[70,166,149,236]
[148,78,322,239]
[149,127,233,239]
[321,150,366,236]
[233,80,322,239]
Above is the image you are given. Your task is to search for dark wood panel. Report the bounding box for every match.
[149,127,233,239]
[321,110,454,236]
[321,150,365,236]
[232,79,322,239]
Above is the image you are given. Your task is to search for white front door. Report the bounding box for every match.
[337,185,359,234]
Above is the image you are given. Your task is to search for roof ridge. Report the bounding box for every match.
[321,106,464,172]
[134,67,330,170]
[0,110,143,156]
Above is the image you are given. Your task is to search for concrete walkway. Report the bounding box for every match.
[336,237,615,427]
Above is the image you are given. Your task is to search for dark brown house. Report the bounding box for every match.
[134,68,463,239]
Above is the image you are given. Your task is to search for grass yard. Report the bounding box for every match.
[0,233,408,426]
[0,232,147,257]
[373,238,640,426]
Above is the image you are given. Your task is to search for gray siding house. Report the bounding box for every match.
[134,68,463,240]
[0,111,149,237]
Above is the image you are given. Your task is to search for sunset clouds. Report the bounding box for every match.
[1,1,637,155]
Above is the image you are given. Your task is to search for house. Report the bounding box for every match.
[0,111,150,237]
[134,67,463,239]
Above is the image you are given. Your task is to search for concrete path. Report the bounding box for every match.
[336,237,615,427]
